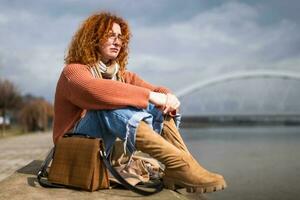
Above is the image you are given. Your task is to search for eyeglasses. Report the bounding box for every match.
[107,32,125,44]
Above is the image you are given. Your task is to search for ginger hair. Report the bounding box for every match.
[64,12,131,75]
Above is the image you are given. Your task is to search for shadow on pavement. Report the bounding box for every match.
[17,160,43,175]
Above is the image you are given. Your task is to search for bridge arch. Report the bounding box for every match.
[175,70,300,98]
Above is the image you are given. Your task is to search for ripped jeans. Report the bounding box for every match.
[73,103,181,157]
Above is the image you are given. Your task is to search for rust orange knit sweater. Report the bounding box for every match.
[53,64,171,144]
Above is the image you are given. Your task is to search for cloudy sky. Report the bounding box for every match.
[1,0,300,115]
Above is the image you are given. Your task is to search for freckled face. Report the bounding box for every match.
[99,23,123,63]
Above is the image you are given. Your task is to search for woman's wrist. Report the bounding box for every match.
[149,92,167,106]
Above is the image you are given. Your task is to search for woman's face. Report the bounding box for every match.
[100,22,123,63]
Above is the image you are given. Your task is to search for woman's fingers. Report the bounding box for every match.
[166,93,180,110]
[162,94,180,114]
[163,105,170,114]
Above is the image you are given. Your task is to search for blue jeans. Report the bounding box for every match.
[73,103,181,157]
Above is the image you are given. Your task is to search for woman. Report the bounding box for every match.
[53,11,226,193]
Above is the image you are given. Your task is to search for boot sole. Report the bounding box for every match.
[163,177,227,193]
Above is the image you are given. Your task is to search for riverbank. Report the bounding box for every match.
[180,115,300,128]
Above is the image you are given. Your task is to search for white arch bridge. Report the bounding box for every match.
[175,69,300,98]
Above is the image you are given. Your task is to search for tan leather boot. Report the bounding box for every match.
[162,116,190,153]
[162,116,226,181]
[136,121,227,193]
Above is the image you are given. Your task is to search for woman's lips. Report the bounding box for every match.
[110,48,119,53]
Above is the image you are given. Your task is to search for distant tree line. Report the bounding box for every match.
[0,79,53,135]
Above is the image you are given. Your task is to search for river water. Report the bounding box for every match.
[182,126,300,200]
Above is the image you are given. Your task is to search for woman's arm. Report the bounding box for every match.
[124,71,172,94]
[62,64,151,110]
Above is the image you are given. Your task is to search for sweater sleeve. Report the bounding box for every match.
[124,71,172,94]
[124,71,180,116]
[62,64,150,110]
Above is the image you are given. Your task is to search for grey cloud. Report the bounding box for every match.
[0,0,222,27]
[131,1,300,77]
[243,0,300,25]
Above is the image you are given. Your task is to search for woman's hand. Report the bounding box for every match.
[149,92,180,114]
[163,93,180,114]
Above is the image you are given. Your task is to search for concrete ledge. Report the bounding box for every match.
[0,160,205,200]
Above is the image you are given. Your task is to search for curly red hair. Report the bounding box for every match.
[64,12,131,75]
